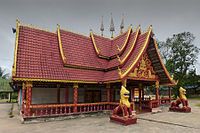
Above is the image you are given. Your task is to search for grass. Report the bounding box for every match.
[188,97,200,100]
[0,99,17,103]
[195,103,200,107]
[188,95,200,100]
[0,99,9,102]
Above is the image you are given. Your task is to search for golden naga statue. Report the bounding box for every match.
[170,87,191,112]
[112,85,133,118]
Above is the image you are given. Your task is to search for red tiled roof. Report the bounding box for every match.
[12,23,175,85]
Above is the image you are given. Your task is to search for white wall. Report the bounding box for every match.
[32,87,58,104]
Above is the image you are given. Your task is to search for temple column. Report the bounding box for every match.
[25,82,32,116]
[139,83,142,111]
[155,81,160,104]
[106,84,111,102]
[73,83,78,113]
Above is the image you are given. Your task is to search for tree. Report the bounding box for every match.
[158,32,199,94]
[0,67,9,79]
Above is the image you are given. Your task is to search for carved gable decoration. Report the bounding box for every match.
[129,53,157,79]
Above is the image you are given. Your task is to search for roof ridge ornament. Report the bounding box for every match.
[110,13,115,38]
[12,19,20,77]
[120,14,125,34]
[57,24,67,64]
[100,16,104,36]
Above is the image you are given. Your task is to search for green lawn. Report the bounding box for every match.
[0,99,9,102]
[188,96,200,100]
[0,99,17,103]
[196,103,200,107]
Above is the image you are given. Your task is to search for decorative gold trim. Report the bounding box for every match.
[153,39,177,85]
[90,31,100,55]
[116,26,132,52]
[119,25,152,79]
[118,25,140,65]
[25,81,33,88]
[64,64,105,71]
[128,77,158,82]
[20,22,55,34]
[12,19,20,77]
[155,80,159,88]
[13,78,121,85]
[13,77,122,84]
[104,79,121,84]
[90,26,132,58]
[13,77,98,84]
[57,24,67,64]
[73,83,78,88]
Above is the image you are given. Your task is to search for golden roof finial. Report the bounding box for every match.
[110,13,115,38]
[120,13,124,34]
[100,16,104,36]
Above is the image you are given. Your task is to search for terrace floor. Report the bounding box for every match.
[0,99,200,133]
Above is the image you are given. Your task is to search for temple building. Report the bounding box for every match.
[12,19,176,119]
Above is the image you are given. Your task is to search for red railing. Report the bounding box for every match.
[150,100,159,108]
[24,102,119,118]
[22,100,160,118]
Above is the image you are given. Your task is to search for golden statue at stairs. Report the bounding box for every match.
[110,85,137,125]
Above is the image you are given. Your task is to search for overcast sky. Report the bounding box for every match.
[0,0,200,75]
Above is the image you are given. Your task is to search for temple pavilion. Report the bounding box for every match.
[12,19,176,119]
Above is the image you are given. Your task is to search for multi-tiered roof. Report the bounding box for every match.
[12,20,176,85]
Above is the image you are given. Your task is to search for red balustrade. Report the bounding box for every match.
[25,102,120,118]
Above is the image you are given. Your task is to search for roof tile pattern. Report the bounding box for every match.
[16,26,104,82]
[60,30,108,69]
[13,24,174,85]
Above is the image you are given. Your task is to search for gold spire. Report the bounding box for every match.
[120,14,124,34]
[110,13,115,38]
[100,16,104,36]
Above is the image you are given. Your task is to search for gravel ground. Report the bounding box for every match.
[0,100,200,133]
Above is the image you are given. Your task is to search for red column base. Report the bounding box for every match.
[110,115,137,126]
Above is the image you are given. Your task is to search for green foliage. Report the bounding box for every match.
[0,78,13,92]
[11,92,18,100]
[158,32,200,95]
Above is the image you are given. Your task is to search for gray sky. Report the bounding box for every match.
[0,0,200,75]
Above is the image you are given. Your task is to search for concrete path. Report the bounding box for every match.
[0,100,199,133]
[139,100,200,129]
